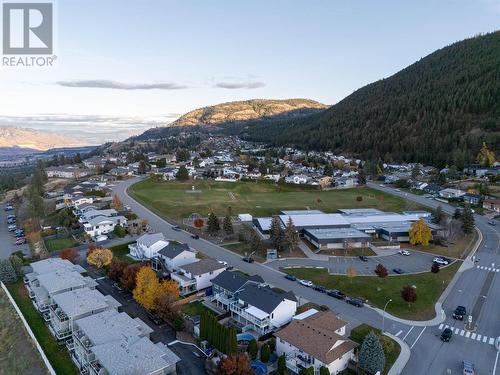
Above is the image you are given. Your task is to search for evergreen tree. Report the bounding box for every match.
[223,215,233,234]
[206,213,220,233]
[319,367,330,375]
[247,339,258,360]
[138,160,148,174]
[453,208,462,220]
[269,216,284,250]
[298,368,314,375]
[461,206,475,234]
[176,165,190,181]
[357,168,367,185]
[277,354,287,375]
[323,163,334,176]
[411,164,421,179]
[432,205,444,224]
[283,217,299,253]
[359,331,385,375]
[260,343,270,362]
[0,259,18,284]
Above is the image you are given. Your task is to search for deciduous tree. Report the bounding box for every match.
[59,248,79,263]
[217,353,253,375]
[120,263,142,290]
[346,266,357,283]
[108,258,128,281]
[86,247,113,268]
[374,263,388,278]
[409,219,432,246]
[401,285,417,307]
[111,195,123,210]
[431,262,440,273]
[476,142,495,167]
[133,266,160,310]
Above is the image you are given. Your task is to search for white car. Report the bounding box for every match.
[398,250,410,256]
[433,257,449,266]
[299,279,313,287]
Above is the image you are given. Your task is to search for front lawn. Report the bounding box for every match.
[403,231,477,259]
[6,281,79,375]
[108,241,137,263]
[350,323,401,375]
[283,262,460,320]
[44,237,78,252]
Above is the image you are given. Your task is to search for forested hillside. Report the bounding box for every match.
[240,31,500,167]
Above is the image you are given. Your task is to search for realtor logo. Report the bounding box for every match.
[2,2,53,54]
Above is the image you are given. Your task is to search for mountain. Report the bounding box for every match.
[0,126,86,151]
[240,32,500,167]
[171,99,327,126]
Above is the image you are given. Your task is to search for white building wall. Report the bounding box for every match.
[164,251,197,272]
[269,299,297,328]
[194,267,226,291]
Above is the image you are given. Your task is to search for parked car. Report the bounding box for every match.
[242,256,254,263]
[112,282,123,291]
[440,328,452,342]
[453,305,467,320]
[433,257,449,266]
[398,250,410,256]
[218,261,228,267]
[191,234,200,239]
[15,231,25,238]
[488,220,496,226]
[172,226,181,231]
[346,297,364,307]
[359,255,368,262]
[7,218,16,224]
[462,360,475,375]
[15,237,26,245]
[327,289,346,300]
[5,205,13,211]
[284,274,297,281]
[393,268,404,274]
[8,225,17,232]
[298,279,313,287]
[313,285,326,293]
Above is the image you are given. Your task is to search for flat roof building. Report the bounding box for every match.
[303,228,371,250]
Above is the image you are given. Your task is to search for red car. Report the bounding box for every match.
[15,237,26,245]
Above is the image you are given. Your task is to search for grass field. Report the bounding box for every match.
[108,241,137,263]
[349,324,401,375]
[44,237,78,252]
[6,281,79,375]
[0,287,49,375]
[283,262,460,320]
[129,179,422,220]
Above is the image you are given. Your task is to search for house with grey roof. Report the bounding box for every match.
[170,259,226,296]
[211,270,264,310]
[48,288,120,340]
[229,283,297,336]
[83,215,127,238]
[68,310,178,374]
[157,241,196,272]
[128,232,168,260]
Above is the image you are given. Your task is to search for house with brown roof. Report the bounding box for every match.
[275,310,357,375]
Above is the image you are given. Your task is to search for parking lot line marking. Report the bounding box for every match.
[471,333,477,340]
[490,338,495,345]
[466,332,471,338]
[395,330,403,337]
[438,324,444,330]
[402,326,414,341]
[460,330,465,336]
[476,334,482,341]
[483,336,488,343]
[410,327,426,349]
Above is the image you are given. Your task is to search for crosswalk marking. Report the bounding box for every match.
[460,330,465,336]
[454,328,460,334]
[476,265,500,272]
[476,334,482,341]
[466,332,471,338]
[471,333,477,340]
[439,323,444,330]
[490,338,495,345]
[483,336,488,343]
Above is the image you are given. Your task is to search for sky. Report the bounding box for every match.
[0,0,499,144]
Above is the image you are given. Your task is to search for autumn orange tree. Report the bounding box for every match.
[59,248,79,263]
[409,219,432,246]
[133,267,179,310]
[110,195,123,210]
[346,266,358,283]
[217,353,253,375]
[86,247,113,268]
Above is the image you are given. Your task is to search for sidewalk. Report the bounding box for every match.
[385,331,411,375]
[297,240,329,260]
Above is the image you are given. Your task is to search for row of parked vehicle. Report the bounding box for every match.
[284,274,365,307]
[5,208,26,245]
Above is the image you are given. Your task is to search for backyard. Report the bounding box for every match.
[108,241,137,263]
[0,286,49,375]
[129,179,423,220]
[283,261,461,320]
[44,237,78,252]
[6,281,79,375]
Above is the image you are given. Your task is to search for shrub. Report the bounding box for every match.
[113,224,127,238]
[260,343,270,362]
[59,247,79,263]
[247,339,258,360]
[431,262,440,273]
[356,195,363,202]
[374,263,388,278]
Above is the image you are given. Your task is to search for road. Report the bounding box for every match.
[369,183,500,375]
[115,177,500,374]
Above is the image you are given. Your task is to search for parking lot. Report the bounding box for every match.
[0,203,29,259]
[268,250,454,276]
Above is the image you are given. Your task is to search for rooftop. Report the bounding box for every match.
[279,213,350,228]
[303,227,371,240]
[36,270,96,295]
[211,270,263,293]
[136,232,165,247]
[158,241,191,259]
[30,258,85,276]
[180,259,225,276]
[52,288,120,318]
[280,209,324,215]
[238,284,296,314]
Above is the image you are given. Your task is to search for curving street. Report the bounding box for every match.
[114,177,500,375]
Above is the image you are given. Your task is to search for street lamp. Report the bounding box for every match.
[382,299,392,333]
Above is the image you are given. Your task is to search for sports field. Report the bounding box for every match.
[129,179,423,220]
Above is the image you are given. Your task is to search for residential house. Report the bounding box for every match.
[48,288,120,340]
[156,242,196,272]
[73,202,100,216]
[229,283,297,336]
[79,209,118,223]
[83,215,127,238]
[275,310,357,375]
[463,193,482,206]
[211,270,264,310]
[170,259,226,296]
[83,156,106,169]
[46,166,92,179]
[423,184,442,196]
[483,198,500,213]
[285,175,308,184]
[69,310,179,375]
[108,167,134,177]
[439,188,466,199]
[128,233,168,260]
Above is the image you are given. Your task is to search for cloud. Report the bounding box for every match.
[57,80,188,90]
[214,81,266,89]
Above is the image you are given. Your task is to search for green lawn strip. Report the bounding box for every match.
[181,300,212,317]
[223,242,266,262]
[282,262,460,320]
[350,323,401,375]
[129,179,424,220]
[108,241,137,263]
[44,237,78,252]
[6,281,79,375]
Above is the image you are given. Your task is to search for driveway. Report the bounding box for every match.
[0,204,29,260]
[168,342,206,375]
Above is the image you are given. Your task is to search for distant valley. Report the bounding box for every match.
[0,126,86,152]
